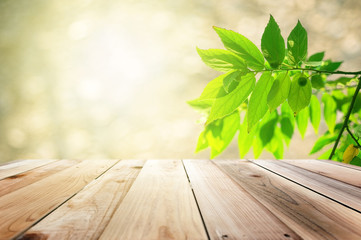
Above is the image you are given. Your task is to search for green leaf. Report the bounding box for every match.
[195,130,208,152]
[196,48,248,72]
[288,73,312,114]
[261,15,285,68]
[354,125,361,139]
[317,148,332,160]
[223,70,243,93]
[309,95,321,134]
[287,20,307,65]
[267,72,291,112]
[238,114,256,158]
[321,60,343,72]
[327,77,355,86]
[308,52,324,61]
[205,111,240,158]
[296,107,308,138]
[304,61,322,67]
[207,73,256,124]
[310,134,337,154]
[187,71,238,109]
[311,74,325,89]
[350,156,361,167]
[248,72,274,132]
[266,128,284,159]
[253,136,263,159]
[259,111,278,147]
[213,26,265,71]
[280,102,295,146]
[322,93,337,134]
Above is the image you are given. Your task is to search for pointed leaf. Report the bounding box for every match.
[223,70,243,93]
[288,74,312,114]
[205,111,240,158]
[261,15,285,68]
[322,93,337,134]
[259,111,278,147]
[196,48,248,72]
[213,26,265,71]
[280,103,295,146]
[308,52,324,61]
[248,72,274,131]
[207,73,255,124]
[195,130,208,152]
[311,74,325,89]
[309,95,321,134]
[296,107,309,138]
[238,114,256,158]
[267,71,291,112]
[287,20,308,65]
[310,134,337,154]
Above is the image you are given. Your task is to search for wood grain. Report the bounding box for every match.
[215,160,361,240]
[19,160,145,240]
[183,159,300,240]
[282,159,361,187]
[0,159,80,196]
[253,159,361,212]
[0,159,117,239]
[0,159,56,180]
[99,159,208,240]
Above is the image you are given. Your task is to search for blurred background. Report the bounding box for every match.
[0,0,361,163]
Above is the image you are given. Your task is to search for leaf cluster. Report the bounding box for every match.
[189,15,361,164]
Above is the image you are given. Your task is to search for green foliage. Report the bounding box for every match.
[189,15,361,162]
[261,15,285,68]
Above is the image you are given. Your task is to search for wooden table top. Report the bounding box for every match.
[0,159,361,240]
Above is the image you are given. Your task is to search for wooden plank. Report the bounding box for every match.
[215,160,361,240]
[0,159,117,239]
[253,159,361,212]
[99,160,208,240]
[0,159,80,196]
[183,159,300,240]
[282,159,361,187]
[319,159,361,171]
[19,160,145,240]
[0,159,56,180]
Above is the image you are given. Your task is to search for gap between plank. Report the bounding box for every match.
[250,160,361,215]
[181,159,211,240]
[14,159,121,240]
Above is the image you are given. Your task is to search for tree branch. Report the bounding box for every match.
[329,77,361,160]
[346,125,361,148]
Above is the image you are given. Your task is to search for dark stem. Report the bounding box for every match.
[346,125,361,148]
[253,68,361,76]
[329,77,361,160]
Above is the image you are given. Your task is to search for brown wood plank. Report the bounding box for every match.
[0,159,56,180]
[282,159,361,187]
[99,159,208,240]
[253,159,361,212]
[0,159,117,239]
[319,159,361,171]
[0,159,80,196]
[215,160,361,240]
[19,160,145,240]
[183,159,300,240]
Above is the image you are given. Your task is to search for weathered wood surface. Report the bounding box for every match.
[99,160,208,240]
[0,159,360,240]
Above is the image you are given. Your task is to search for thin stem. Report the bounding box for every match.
[252,68,361,76]
[329,77,361,160]
[346,125,361,148]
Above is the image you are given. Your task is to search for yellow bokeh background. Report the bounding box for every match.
[1,0,361,163]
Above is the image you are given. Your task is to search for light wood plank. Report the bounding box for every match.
[215,160,361,240]
[0,159,80,196]
[99,159,208,240]
[253,160,361,212]
[184,159,300,240]
[319,159,361,171]
[19,160,145,240]
[282,159,361,187]
[0,159,56,180]
[0,159,117,239]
